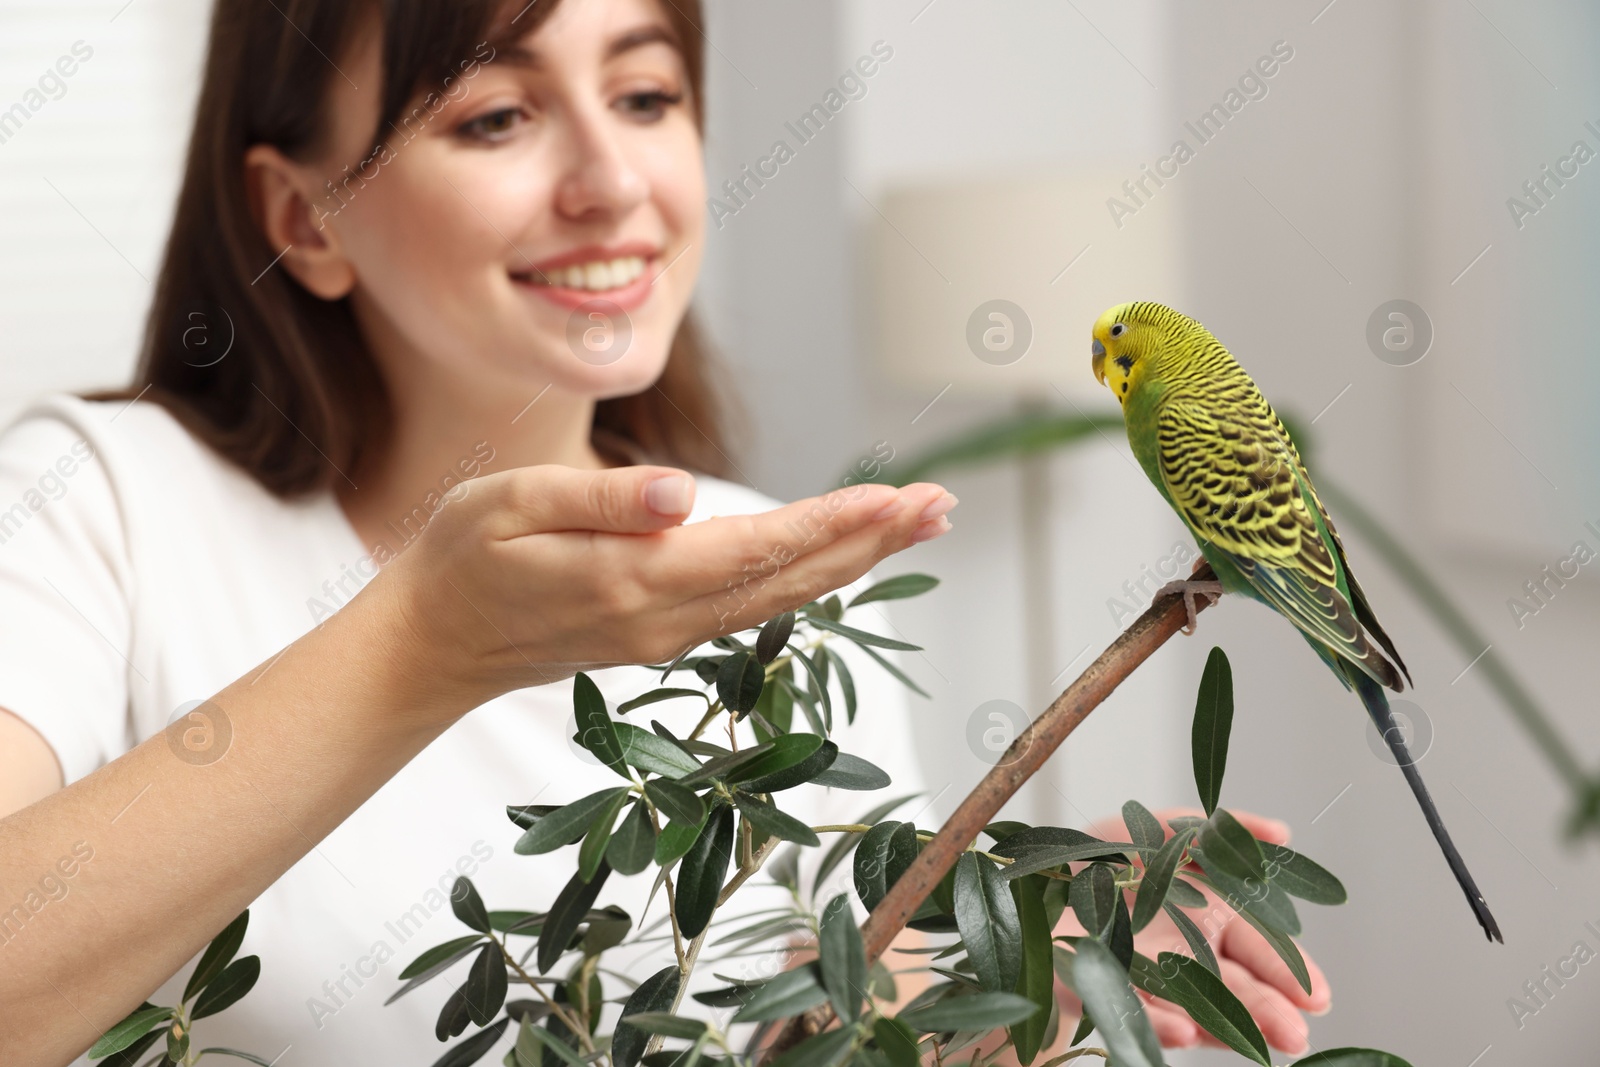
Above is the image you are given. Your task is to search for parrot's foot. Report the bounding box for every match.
[1154,579,1224,635]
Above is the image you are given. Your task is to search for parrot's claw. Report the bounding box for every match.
[1154,579,1224,635]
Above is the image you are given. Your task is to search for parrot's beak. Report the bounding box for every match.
[1091,337,1107,385]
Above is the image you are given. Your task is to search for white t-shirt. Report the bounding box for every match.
[0,393,926,1067]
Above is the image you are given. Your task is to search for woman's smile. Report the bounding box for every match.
[510,240,663,311]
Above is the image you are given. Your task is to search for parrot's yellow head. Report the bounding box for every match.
[1091,302,1152,408]
[1091,300,1202,408]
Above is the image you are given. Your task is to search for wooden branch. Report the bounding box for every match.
[764,564,1217,1058]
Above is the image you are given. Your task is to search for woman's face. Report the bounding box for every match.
[306,0,705,402]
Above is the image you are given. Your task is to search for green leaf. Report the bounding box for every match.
[953,852,1022,994]
[816,795,918,892]
[743,740,840,793]
[581,905,632,955]
[516,1019,587,1067]
[1192,646,1234,816]
[1010,876,1053,1065]
[645,779,707,828]
[536,862,612,973]
[676,803,735,938]
[733,793,820,846]
[435,986,472,1041]
[1162,901,1220,976]
[1070,939,1162,1067]
[167,1018,190,1063]
[654,803,710,866]
[1131,827,1196,933]
[607,799,658,875]
[1068,862,1117,940]
[898,991,1040,1033]
[98,1028,163,1067]
[767,1027,855,1067]
[618,687,710,715]
[853,641,930,699]
[612,966,679,1067]
[184,910,249,1003]
[853,821,902,910]
[399,935,488,980]
[190,956,260,1020]
[998,840,1143,879]
[756,612,796,664]
[785,645,834,731]
[427,1018,510,1067]
[619,1013,708,1040]
[806,616,921,650]
[1121,801,1165,853]
[1193,875,1312,993]
[871,1017,922,1067]
[1166,876,1207,909]
[716,651,765,715]
[463,943,508,1026]
[573,671,627,777]
[1129,951,1269,1065]
[515,788,631,855]
[450,877,494,934]
[194,1048,279,1067]
[731,963,829,1022]
[1262,843,1348,905]
[1198,809,1269,882]
[819,894,869,1022]
[1109,890,1134,972]
[751,664,795,740]
[615,722,703,778]
[87,1005,174,1058]
[1289,1050,1416,1067]
[677,734,822,788]
[506,804,560,830]
[1193,862,1302,937]
[578,790,632,882]
[812,752,892,790]
[848,573,939,606]
[816,649,857,729]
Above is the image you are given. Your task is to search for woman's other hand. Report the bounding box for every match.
[1056,806,1333,1054]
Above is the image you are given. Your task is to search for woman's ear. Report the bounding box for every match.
[243,144,356,300]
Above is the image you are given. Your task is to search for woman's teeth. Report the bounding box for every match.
[525,256,648,291]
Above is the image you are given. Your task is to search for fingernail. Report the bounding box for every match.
[645,474,693,515]
[910,515,951,542]
[918,491,958,522]
[872,494,907,520]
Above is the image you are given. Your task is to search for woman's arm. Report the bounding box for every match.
[0,464,954,1066]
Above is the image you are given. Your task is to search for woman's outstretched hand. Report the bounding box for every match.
[1057,806,1332,1055]
[370,464,956,718]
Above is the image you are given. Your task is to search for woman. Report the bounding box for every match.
[0,0,1326,1062]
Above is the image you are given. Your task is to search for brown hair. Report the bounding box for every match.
[84,0,744,496]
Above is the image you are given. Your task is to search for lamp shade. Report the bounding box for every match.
[865,171,1185,403]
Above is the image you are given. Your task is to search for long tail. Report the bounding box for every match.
[1355,671,1504,943]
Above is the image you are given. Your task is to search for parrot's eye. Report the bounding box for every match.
[1109,323,1127,338]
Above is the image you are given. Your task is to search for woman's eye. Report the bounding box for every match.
[459,107,524,141]
[616,90,682,121]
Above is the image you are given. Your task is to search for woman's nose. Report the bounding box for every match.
[553,105,649,221]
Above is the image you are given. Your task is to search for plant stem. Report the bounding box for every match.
[762,564,1218,1060]
[496,934,600,1059]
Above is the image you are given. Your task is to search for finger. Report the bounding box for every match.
[684,505,931,636]
[1214,958,1310,1054]
[1220,918,1331,1014]
[485,464,702,537]
[672,483,950,627]
[1139,993,1200,1047]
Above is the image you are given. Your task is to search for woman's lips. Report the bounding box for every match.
[511,246,661,312]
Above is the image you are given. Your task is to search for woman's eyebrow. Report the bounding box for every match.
[491,24,682,70]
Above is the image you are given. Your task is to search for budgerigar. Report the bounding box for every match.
[1091,300,1502,943]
